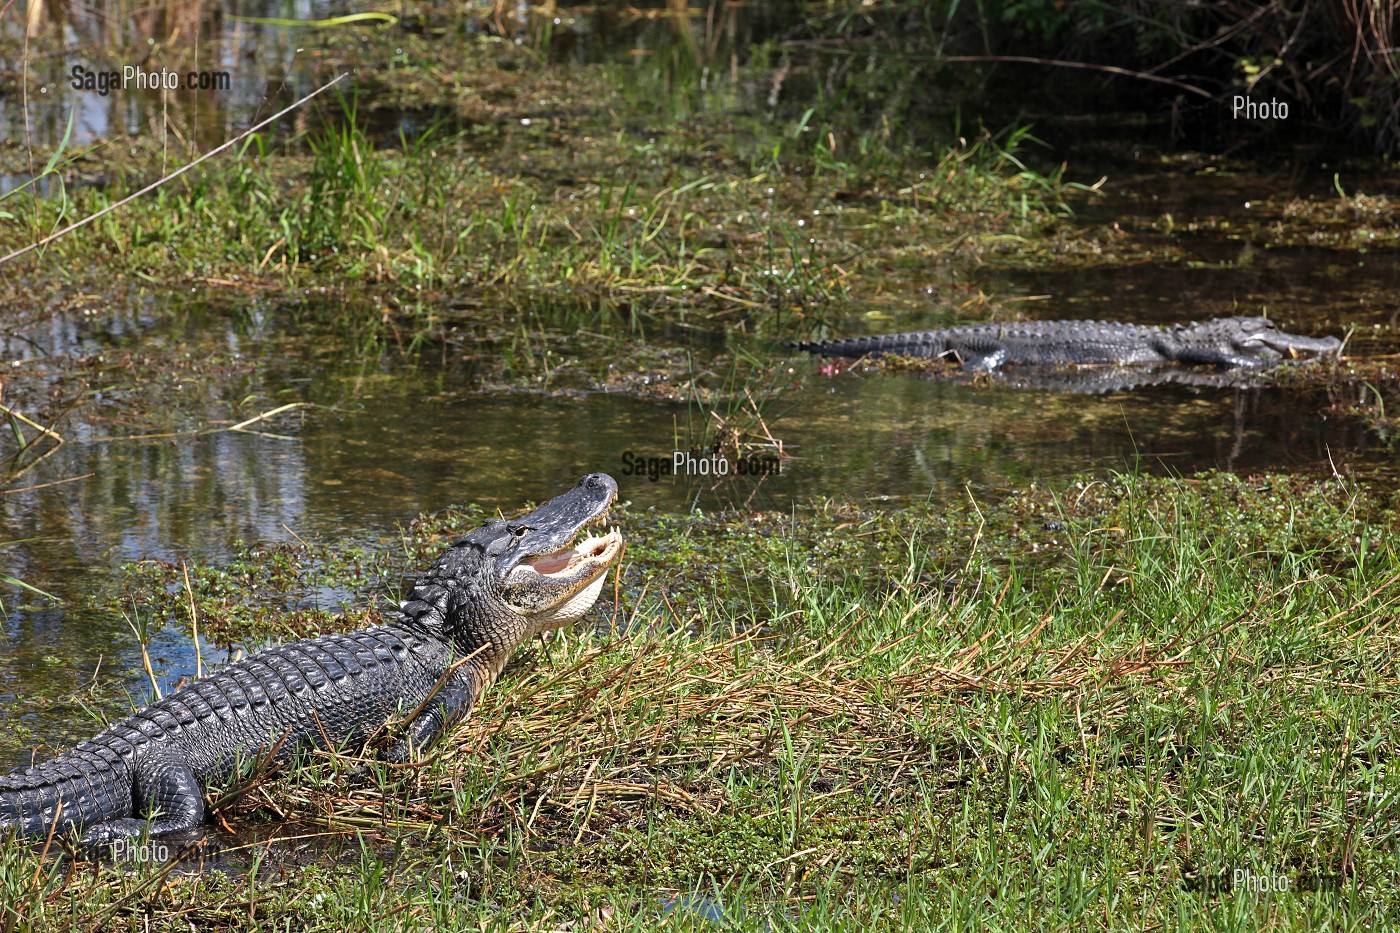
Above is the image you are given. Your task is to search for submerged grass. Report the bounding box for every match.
[4,470,1397,929]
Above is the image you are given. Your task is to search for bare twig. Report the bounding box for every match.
[0,402,63,442]
[182,562,203,680]
[81,402,310,443]
[0,472,93,495]
[941,55,1212,98]
[226,402,307,432]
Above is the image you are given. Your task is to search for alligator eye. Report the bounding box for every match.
[511,524,533,538]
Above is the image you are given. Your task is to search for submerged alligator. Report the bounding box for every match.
[0,473,623,846]
[794,316,1343,373]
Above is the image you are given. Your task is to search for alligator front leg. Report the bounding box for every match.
[1152,332,1275,369]
[384,669,479,763]
[79,753,205,846]
[946,336,1009,372]
[1173,346,1274,368]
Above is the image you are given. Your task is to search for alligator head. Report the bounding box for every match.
[1206,316,1343,361]
[398,472,623,683]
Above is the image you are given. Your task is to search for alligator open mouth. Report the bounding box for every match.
[524,526,624,579]
[504,513,625,629]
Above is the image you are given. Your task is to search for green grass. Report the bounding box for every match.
[4,119,1064,313]
[0,24,1078,341]
[3,470,1397,930]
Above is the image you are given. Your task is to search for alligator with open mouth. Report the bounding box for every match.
[794,316,1343,372]
[0,473,623,846]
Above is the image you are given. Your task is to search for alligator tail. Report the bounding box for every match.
[0,751,131,838]
[794,332,944,359]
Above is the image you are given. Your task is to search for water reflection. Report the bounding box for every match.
[5,1,317,151]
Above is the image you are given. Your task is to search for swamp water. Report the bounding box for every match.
[0,215,1391,772]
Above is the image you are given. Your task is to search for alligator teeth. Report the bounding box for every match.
[524,528,623,576]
